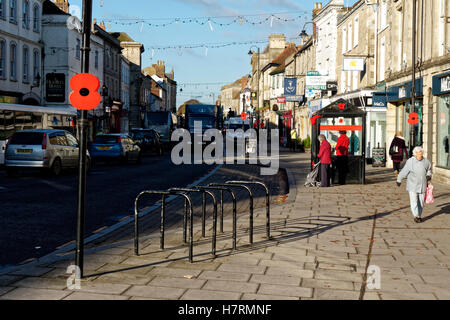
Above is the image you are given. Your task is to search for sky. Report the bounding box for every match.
[66,0,356,106]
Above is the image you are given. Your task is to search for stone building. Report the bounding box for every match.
[42,0,104,139]
[249,34,288,129]
[382,0,450,184]
[220,76,246,117]
[0,0,45,105]
[93,23,123,133]
[143,61,177,113]
[111,32,144,130]
[333,0,387,161]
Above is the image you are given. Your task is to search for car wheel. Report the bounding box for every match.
[6,167,18,177]
[51,158,62,177]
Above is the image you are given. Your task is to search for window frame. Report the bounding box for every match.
[0,39,5,79]
[33,49,39,80]
[22,0,30,29]
[0,0,5,20]
[9,0,17,23]
[75,39,81,60]
[32,4,39,32]
[22,45,29,83]
[10,42,17,81]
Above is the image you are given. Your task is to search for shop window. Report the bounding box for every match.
[437,96,450,168]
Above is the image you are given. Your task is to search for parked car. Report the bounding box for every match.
[130,129,164,156]
[5,129,90,177]
[89,134,141,165]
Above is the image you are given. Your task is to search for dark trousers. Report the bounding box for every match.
[320,164,331,187]
[336,155,349,185]
[393,161,401,172]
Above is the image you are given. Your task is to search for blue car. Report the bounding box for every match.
[89,134,141,165]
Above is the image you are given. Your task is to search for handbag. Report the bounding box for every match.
[389,144,398,156]
[425,184,434,204]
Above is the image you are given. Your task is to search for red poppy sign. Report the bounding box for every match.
[69,73,101,111]
[241,112,248,121]
[408,112,419,125]
[338,103,346,110]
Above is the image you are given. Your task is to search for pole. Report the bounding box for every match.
[75,0,93,279]
[410,0,417,154]
[257,47,260,125]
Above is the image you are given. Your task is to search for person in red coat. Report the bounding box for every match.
[318,134,332,187]
[335,131,350,185]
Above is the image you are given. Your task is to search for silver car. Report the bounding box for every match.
[5,129,90,177]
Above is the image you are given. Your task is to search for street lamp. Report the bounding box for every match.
[299,22,315,42]
[248,46,260,124]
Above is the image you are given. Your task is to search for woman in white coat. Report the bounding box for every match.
[396,146,432,223]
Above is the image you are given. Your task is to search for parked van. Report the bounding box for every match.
[147,111,176,146]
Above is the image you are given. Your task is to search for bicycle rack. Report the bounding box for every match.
[195,185,238,250]
[133,181,270,264]
[210,183,254,244]
[169,188,218,257]
[226,181,271,240]
[134,190,193,260]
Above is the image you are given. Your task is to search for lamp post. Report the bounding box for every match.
[75,0,93,279]
[248,46,260,125]
[410,0,417,155]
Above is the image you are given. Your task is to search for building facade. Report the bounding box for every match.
[382,0,450,184]
[0,0,44,105]
[42,0,104,140]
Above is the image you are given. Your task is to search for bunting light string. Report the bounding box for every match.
[101,11,309,28]
[148,36,301,51]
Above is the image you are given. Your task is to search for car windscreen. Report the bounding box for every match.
[93,135,120,144]
[228,124,250,130]
[189,117,215,129]
[148,113,169,126]
[10,132,44,145]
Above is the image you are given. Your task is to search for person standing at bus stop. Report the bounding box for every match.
[335,131,350,185]
[318,134,332,187]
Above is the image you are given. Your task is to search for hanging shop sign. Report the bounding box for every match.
[284,78,297,96]
[46,73,66,103]
[343,58,365,71]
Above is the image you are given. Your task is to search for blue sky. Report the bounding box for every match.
[67,0,355,106]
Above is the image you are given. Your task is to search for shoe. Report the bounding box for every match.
[418,217,423,223]
[414,217,420,223]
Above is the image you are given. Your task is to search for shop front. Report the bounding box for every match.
[386,78,424,153]
[432,72,450,178]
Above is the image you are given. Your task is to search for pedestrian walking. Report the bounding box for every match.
[396,146,432,223]
[290,128,298,151]
[335,131,349,185]
[318,134,332,187]
[389,131,408,176]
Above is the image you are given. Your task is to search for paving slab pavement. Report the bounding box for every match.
[0,150,449,300]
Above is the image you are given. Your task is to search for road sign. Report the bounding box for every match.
[69,73,101,110]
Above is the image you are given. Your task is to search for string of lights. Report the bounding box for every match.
[101,11,310,28]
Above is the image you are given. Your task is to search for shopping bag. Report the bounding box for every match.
[425,184,434,204]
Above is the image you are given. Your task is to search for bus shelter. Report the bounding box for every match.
[311,99,367,184]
